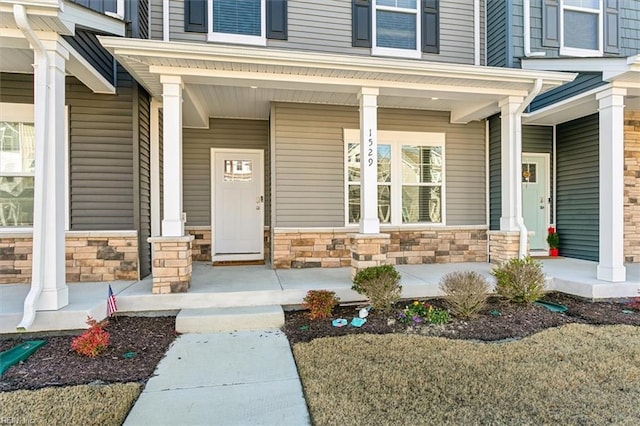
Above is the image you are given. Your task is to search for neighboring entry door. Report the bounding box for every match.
[522,154,549,252]
[211,149,264,261]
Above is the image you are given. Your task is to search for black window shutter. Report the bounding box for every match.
[267,0,288,40]
[422,0,439,54]
[542,0,559,47]
[352,0,372,48]
[185,0,207,33]
[603,0,619,54]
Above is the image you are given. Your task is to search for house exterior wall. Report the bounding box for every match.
[182,118,270,227]
[156,0,480,65]
[529,73,607,112]
[273,103,487,228]
[624,110,640,263]
[0,231,138,284]
[556,113,599,262]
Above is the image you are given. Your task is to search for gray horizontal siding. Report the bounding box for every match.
[0,71,137,231]
[68,68,135,230]
[530,73,606,112]
[487,0,507,67]
[137,87,152,277]
[150,0,163,40]
[488,114,501,230]
[274,103,486,228]
[164,0,477,64]
[556,114,599,261]
[183,119,270,227]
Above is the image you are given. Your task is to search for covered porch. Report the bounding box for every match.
[1,259,638,334]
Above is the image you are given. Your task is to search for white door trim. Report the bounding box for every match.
[210,148,264,261]
[522,152,551,255]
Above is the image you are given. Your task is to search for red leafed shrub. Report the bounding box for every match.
[628,297,640,312]
[71,316,110,357]
[303,290,340,320]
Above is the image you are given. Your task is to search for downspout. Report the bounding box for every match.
[14,4,48,330]
[524,0,545,57]
[515,78,543,258]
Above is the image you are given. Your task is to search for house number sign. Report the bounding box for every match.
[367,129,374,167]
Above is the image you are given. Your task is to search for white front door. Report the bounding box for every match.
[522,154,550,252]
[211,149,264,261]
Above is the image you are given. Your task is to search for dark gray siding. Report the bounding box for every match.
[488,117,553,230]
[0,73,33,103]
[487,0,508,67]
[530,73,606,112]
[488,114,501,230]
[556,114,599,261]
[63,30,115,85]
[514,0,640,60]
[127,0,149,39]
[136,87,152,277]
[183,119,270,227]
[68,67,135,230]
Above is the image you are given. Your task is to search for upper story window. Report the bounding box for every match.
[185,0,287,44]
[561,0,602,56]
[209,0,266,45]
[543,0,619,57]
[373,0,421,58]
[70,0,124,19]
[352,0,439,57]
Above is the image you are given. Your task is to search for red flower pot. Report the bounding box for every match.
[549,248,559,257]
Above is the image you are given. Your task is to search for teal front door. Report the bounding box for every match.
[522,154,549,252]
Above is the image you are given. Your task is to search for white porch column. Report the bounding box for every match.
[150,98,161,237]
[596,87,626,282]
[160,75,184,237]
[499,96,525,232]
[358,87,380,234]
[34,39,69,310]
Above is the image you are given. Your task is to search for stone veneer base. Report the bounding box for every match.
[148,235,194,294]
[488,231,526,264]
[186,226,270,263]
[624,110,640,262]
[0,231,139,284]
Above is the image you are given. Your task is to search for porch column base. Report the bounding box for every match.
[596,265,626,283]
[349,233,391,279]
[488,231,527,264]
[148,235,194,294]
[36,286,69,311]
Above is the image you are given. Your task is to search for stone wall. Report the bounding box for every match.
[624,110,640,263]
[0,231,139,284]
[272,227,488,269]
[487,231,523,264]
[148,235,194,294]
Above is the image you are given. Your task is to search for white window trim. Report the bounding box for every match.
[0,103,69,233]
[207,0,267,46]
[559,1,603,57]
[372,1,422,59]
[105,0,125,20]
[343,129,446,227]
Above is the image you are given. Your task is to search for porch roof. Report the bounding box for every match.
[99,37,576,128]
[522,56,640,125]
[0,0,124,94]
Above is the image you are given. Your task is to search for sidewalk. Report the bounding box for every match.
[124,329,310,426]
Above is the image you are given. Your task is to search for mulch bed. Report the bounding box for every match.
[0,316,176,392]
[282,292,640,344]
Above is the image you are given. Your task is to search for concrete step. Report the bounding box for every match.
[175,305,284,333]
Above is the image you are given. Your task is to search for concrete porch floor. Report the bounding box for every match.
[1,259,639,334]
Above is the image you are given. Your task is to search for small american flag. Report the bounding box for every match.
[107,284,118,317]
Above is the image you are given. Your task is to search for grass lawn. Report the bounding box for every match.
[293,324,640,425]
[0,383,140,426]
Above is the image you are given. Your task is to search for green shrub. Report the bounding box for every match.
[439,271,490,318]
[352,265,402,313]
[491,256,546,304]
[546,232,560,249]
[303,290,340,320]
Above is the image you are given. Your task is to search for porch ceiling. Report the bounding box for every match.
[100,37,575,127]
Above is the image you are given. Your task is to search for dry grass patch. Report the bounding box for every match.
[293,324,640,425]
[0,382,141,426]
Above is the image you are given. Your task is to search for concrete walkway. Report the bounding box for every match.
[124,329,310,426]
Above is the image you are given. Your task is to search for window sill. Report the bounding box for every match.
[372,46,421,60]
[559,46,603,57]
[208,33,267,47]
